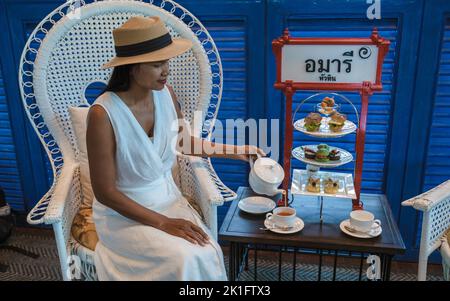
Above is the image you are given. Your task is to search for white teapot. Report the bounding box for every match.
[248,155,285,196]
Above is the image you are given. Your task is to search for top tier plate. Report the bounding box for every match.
[294,117,357,138]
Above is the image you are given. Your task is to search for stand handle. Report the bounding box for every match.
[292,92,360,129]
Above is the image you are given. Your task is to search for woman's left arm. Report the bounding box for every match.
[167,86,265,162]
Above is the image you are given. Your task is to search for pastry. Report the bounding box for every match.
[315,149,330,162]
[315,144,330,162]
[320,96,336,114]
[328,149,341,161]
[306,176,321,193]
[328,112,347,132]
[317,144,329,151]
[304,112,322,132]
[324,178,339,194]
[303,147,317,159]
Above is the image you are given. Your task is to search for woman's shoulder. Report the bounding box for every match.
[93,91,114,105]
[88,92,115,122]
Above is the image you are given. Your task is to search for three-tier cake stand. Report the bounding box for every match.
[290,92,359,223]
[272,28,390,216]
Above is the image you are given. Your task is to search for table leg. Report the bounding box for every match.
[229,242,236,281]
[332,250,338,281]
[254,245,258,281]
[244,244,249,271]
[381,254,392,281]
[359,253,364,281]
[293,248,298,281]
[278,246,282,281]
[318,249,323,281]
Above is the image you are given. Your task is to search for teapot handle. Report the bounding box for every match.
[249,152,262,168]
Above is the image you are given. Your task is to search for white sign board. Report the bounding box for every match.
[281,45,379,84]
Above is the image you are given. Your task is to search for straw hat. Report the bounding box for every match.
[102,16,192,69]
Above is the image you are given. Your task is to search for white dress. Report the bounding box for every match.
[91,88,227,281]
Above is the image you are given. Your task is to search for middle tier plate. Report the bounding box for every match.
[292,145,353,167]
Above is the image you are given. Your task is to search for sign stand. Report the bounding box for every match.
[273,28,390,211]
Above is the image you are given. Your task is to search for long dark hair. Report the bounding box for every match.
[103,64,135,93]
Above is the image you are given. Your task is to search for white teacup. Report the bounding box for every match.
[266,207,296,228]
[350,210,381,233]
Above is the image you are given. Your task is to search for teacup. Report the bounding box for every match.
[266,207,297,228]
[350,210,381,233]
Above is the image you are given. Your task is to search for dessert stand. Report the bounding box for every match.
[290,93,359,223]
[272,28,390,218]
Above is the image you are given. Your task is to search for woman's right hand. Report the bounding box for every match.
[159,217,210,246]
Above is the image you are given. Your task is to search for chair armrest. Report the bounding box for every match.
[203,158,238,202]
[27,162,80,225]
[401,179,450,212]
[184,156,225,206]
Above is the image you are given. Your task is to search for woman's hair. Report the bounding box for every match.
[103,64,135,93]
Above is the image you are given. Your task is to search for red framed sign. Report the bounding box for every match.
[272,28,390,210]
[273,29,390,91]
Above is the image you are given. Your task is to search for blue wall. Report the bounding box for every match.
[0,0,449,261]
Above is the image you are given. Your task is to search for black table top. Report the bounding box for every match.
[219,187,406,255]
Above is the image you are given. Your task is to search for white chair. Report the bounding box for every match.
[402,180,450,281]
[19,0,236,281]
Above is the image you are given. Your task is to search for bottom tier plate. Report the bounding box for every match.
[291,169,357,199]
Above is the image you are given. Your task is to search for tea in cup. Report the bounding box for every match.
[266,206,296,228]
[349,210,381,233]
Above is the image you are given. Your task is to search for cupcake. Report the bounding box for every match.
[328,112,347,132]
[304,112,322,132]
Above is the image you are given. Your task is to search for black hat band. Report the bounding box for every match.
[115,33,173,57]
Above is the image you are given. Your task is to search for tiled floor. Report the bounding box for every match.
[0,227,445,281]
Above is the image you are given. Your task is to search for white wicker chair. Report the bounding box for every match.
[402,179,450,281]
[19,0,237,281]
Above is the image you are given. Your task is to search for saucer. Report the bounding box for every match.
[340,219,382,238]
[238,196,276,214]
[263,217,304,234]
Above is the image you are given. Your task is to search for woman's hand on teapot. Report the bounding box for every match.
[159,217,209,246]
[235,145,266,162]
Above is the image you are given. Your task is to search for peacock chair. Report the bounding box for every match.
[402,180,450,281]
[19,0,236,281]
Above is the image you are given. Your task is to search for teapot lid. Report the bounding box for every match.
[253,157,285,184]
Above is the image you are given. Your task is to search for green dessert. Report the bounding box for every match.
[315,148,330,162]
[317,144,329,151]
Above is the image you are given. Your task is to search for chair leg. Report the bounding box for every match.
[418,252,428,281]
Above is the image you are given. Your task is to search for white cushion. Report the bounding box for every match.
[69,107,94,209]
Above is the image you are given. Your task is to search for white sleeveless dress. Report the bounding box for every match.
[91,88,227,281]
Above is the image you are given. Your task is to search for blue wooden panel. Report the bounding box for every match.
[423,20,450,191]
[0,61,25,210]
[204,20,250,225]
[201,20,249,193]
[398,0,450,262]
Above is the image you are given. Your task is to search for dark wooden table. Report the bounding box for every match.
[219,187,406,281]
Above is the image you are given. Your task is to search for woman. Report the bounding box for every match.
[87,16,265,280]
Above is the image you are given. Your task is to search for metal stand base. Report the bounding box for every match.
[319,196,324,224]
